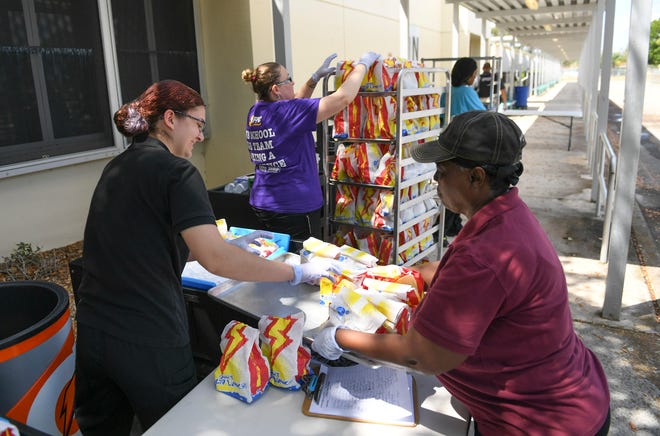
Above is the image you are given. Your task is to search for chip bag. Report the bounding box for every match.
[355,187,378,226]
[214,321,270,403]
[334,185,359,223]
[258,313,311,391]
[329,284,387,332]
[360,57,391,92]
[331,143,359,181]
[356,142,388,183]
[333,96,364,139]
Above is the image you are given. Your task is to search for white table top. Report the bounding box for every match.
[144,371,471,436]
[157,254,472,435]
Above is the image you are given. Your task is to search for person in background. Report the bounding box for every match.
[312,111,611,435]
[477,62,506,109]
[441,57,486,239]
[74,80,337,436]
[499,71,509,109]
[442,57,485,117]
[241,52,380,248]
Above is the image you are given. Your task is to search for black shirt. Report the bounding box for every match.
[478,71,501,98]
[77,137,215,347]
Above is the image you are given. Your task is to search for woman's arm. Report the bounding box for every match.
[181,224,294,282]
[335,326,467,375]
[408,260,440,285]
[295,78,319,99]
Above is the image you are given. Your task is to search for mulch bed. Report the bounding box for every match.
[0,240,83,292]
[0,241,83,322]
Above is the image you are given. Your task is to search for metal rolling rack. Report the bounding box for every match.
[320,66,451,265]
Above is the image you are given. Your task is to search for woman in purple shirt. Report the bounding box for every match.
[241,52,379,247]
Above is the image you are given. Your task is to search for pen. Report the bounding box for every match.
[314,372,326,404]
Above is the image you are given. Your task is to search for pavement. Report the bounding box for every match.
[506,81,659,435]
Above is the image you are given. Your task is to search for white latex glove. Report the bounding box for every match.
[312,325,346,360]
[356,51,380,68]
[289,260,342,285]
[311,53,337,83]
[225,230,274,254]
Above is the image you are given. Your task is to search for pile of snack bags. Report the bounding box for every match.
[302,237,424,335]
[333,55,440,140]
[214,313,311,404]
[213,237,426,404]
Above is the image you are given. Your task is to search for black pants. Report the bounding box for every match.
[74,324,197,435]
[473,407,611,436]
[252,207,322,251]
[444,210,463,237]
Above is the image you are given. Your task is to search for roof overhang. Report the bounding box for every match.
[446,0,598,62]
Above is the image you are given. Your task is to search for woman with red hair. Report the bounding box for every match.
[74,80,336,435]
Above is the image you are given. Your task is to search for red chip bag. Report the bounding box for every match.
[356,142,389,183]
[378,236,394,265]
[331,144,359,181]
[360,58,391,92]
[334,185,358,223]
[373,152,396,186]
[333,97,363,139]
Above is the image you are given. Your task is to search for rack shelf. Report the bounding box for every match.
[322,65,450,266]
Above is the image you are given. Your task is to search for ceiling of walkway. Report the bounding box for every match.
[448,0,598,62]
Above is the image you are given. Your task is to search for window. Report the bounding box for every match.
[111,0,200,103]
[0,0,199,174]
[0,0,112,166]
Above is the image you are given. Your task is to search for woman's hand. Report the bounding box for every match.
[312,53,337,83]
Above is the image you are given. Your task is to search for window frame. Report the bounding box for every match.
[0,0,204,179]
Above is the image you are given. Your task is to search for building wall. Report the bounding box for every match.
[0,0,478,258]
[196,0,256,189]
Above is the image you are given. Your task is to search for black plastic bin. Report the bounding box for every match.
[207,185,262,229]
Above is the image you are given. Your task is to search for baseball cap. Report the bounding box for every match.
[411,111,526,165]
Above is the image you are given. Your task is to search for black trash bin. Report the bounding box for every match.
[207,185,261,229]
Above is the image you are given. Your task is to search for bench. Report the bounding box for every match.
[503,108,583,151]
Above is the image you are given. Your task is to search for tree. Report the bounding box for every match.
[649,19,660,65]
[612,51,627,68]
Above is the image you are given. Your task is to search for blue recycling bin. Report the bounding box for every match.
[514,86,529,109]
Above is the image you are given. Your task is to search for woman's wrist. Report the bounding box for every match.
[306,78,317,89]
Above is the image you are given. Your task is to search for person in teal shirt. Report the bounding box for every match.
[440,57,486,237]
[441,57,486,120]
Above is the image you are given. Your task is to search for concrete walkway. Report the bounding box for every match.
[507,81,659,435]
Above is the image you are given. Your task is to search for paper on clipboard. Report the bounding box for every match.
[302,364,417,427]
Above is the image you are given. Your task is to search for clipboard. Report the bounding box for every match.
[302,364,418,427]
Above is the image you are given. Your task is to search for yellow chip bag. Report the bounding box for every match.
[214,321,270,403]
[258,312,311,391]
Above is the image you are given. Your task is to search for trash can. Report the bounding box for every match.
[207,184,262,229]
[514,86,529,109]
[0,281,79,436]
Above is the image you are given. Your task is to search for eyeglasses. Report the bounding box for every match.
[173,110,206,134]
[275,76,293,86]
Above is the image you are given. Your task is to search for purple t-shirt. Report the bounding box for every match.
[246,98,322,213]
[413,188,610,435]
